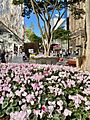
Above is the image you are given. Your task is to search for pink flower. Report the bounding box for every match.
[31,82,43,91]
[83,88,90,95]
[43,71,49,76]
[69,94,84,108]
[0,96,4,104]
[42,105,47,112]
[67,79,75,88]
[26,94,35,103]
[31,73,44,81]
[0,86,2,91]
[15,90,21,97]
[3,86,11,92]
[33,109,40,117]
[6,77,11,83]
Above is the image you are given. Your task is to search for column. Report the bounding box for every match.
[85,0,90,71]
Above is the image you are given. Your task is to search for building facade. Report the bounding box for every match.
[0,0,24,53]
[69,2,86,56]
[0,0,24,39]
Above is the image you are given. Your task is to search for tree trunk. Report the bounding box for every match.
[43,33,52,56]
[85,0,90,71]
[43,43,51,56]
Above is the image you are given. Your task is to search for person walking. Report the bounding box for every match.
[5,52,9,63]
[1,50,6,63]
[0,50,2,63]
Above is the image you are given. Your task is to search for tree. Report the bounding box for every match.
[25,29,42,43]
[13,0,84,56]
[53,27,70,41]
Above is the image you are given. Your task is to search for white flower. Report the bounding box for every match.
[27,109,31,114]
[39,111,44,119]
[22,91,27,97]
[63,109,72,116]
[85,101,90,106]
[39,90,43,95]
[19,101,22,105]
[24,80,27,84]
[57,100,63,110]
[51,76,58,80]
[31,101,34,105]
[58,79,61,82]
[57,100,63,106]
[22,99,26,103]
[21,104,27,110]
[13,85,17,89]
[48,106,54,112]
[11,72,14,78]
[48,86,54,93]
[35,91,38,96]
[58,89,64,95]
[48,101,55,106]
[85,106,90,111]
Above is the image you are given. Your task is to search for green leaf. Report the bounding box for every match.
[53,114,60,120]
[2,101,9,109]
[83,111,89,120]
[13,106,20,112]
[6,106,14,115]
[0,111,4,118]
[11,100,18,107]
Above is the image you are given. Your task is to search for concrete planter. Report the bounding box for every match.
[30,56,59,64]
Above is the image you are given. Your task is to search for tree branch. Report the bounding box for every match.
[50,0,58,19]
[52,9,67,31]
[30,0,44,37]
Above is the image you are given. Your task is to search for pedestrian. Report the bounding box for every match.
[8,51,13,62]
[22,51,27,61]
[5,52,9,63]
[1,50,6,63]
[0,49,1,63]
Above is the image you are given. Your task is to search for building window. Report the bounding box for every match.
[0,4,3,15]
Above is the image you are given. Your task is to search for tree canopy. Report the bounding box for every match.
[13,0,85,56]
[13,0,85,19]
[53,27,70,41]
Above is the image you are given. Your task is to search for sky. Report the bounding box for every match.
[24,9,68,37]
[24,14,43,37]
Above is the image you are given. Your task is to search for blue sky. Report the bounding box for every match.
[24,9,68,37]
[24,14,43,37]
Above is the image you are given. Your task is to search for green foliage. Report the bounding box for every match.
[0,110,4,118]
[13,0,85,20]
[2,101,9,109]
[25,29,42,43]
[53,28,70,41]
[6,106,14,115]
[12,0,23,5]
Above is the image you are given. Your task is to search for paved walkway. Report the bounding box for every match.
[11,54,24,63]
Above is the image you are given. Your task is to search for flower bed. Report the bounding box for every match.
[0,63,90,120]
